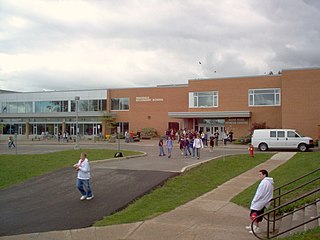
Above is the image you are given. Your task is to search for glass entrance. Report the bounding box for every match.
[198,119,225,140]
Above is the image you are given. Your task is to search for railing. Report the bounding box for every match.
[250,187,320,239]
[267,169,320,232]
[249,167,320,239]
[274,167,320,207]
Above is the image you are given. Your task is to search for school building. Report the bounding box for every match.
[0,67,320,141]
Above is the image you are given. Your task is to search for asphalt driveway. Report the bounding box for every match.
[0,140,248,237]
[0,163,176,236]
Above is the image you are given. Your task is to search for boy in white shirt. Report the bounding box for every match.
[73,152,94,201]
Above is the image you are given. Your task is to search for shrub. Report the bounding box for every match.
[140,128,158,138]
[250,122,270,134]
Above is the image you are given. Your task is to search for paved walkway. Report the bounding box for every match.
[0,152,296,240]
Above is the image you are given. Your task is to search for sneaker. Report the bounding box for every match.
[80,195,87,201]
[249,225,261,234]
[86,195,94,200]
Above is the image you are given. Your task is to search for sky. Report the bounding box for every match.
[0,0,320,92]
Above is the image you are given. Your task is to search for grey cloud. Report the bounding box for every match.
[0,0,320,91]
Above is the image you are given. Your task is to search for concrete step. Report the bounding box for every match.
[290,208,305,235]
[317,199,320,226]
[304,204,318,231]
[277,212,293,238]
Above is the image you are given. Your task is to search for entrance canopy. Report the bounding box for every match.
[168,111,251,119]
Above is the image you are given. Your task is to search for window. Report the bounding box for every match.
[35,101,68,113]
[288,131,299,138]
[111,98,129,110]
[249,88,280,106]
[277,131,285,138]
[71,99,106,112]
[270,131,276,137]
[189,91,218,108]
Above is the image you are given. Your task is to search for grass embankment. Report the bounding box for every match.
[231,152,320,211]
[280,227,320,240]
[0,149,141,189]
[94,153,273,226]
[232,152,320,240]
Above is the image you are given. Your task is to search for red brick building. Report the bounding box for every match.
[108,68,320,140]
[1,67,319,141]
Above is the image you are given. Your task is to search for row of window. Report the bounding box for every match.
[1,100,106,114]
[111,88,281,110]
[0,89,281,113]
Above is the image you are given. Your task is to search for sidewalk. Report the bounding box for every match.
[1,152,296,240]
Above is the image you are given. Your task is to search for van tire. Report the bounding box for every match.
[298,143,307,152]
[259,143,268,151]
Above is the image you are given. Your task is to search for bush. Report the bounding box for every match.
[140,128,157,138]
[234,135,251,144]
[250,121,270,134]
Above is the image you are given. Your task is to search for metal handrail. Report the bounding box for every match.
[250,187,320,239]
[274,167,320,193]
[272,175,320,208]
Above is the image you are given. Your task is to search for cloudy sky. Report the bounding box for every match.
[0,0,320,92]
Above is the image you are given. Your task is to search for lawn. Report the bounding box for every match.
[279,227,320,240]
[0,149,142,189]
[231,152,320,210]
[94,153,273,226]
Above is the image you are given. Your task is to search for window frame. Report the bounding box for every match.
[111,98,130,111]
[248,88,281,107]
[189,91,218,108]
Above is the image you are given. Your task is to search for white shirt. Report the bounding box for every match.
[193,138,204,149]
[76,158,91,180]
[250,177,274,210]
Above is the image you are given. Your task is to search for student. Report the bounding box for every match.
[246,170,274,234]
[73,152,94,201]
[209,136,214,152]
[193,134,204,159]
[158,138,166,156]
[166,137,174,158]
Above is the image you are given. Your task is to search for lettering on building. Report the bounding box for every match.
[136,96,164,102]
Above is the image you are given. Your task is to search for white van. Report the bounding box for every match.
[252,129,314,152]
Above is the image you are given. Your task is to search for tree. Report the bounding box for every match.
[250,122,270,135]
[101,114,117,137]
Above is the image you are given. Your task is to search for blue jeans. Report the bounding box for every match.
[167,147,172,157]
[159,146,165,156]
[183,146,188,157]
[76,178,93,197]
[189,146,195,158]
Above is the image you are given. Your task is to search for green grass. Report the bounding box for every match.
[0,149,142,189]
[279,226,320,240]
[231,152,320,210]
[94,153,273,226]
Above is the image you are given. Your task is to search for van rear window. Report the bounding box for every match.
[270,131,276,137]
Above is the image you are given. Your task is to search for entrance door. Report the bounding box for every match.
[33,125,37,135]
[70,125,75,136]
[199,124,224,140]
[54,124,59,136]
[93,125,97,136]
[18,124,23,135]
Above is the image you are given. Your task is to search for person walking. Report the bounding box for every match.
[246,169,274,234]
[193,134,204,159]
[158,138,166,156]
[166,137,174,158]
[209,136,214,152]
[8,136,15,148]
[73,152,94,201]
